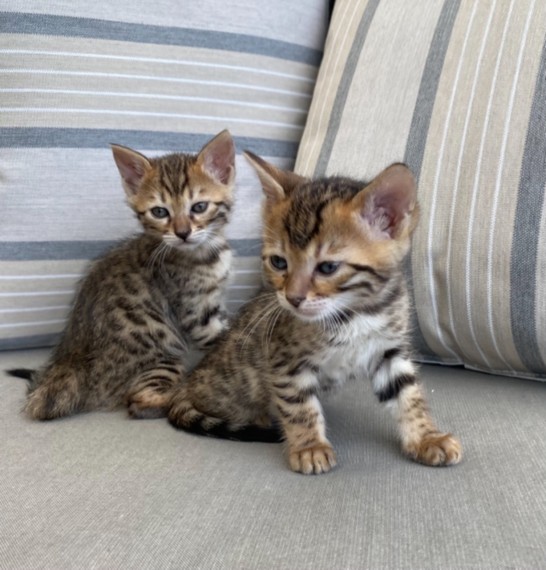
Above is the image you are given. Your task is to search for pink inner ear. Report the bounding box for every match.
[363,201,396,235]
[112,147,149,192]
[201,134,235,185]
[120,158,147,187]
[204,153,233,185]
[361,170,415,239]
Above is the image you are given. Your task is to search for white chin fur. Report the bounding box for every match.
[279,296,334,322]
[165,234,209,250]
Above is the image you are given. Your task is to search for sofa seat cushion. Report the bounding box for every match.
[1,350,545,568]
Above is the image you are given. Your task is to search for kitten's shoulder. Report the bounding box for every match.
[85,233,154,272]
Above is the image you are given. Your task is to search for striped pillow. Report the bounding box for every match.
[296,0,546,380]
[0,2,329,349]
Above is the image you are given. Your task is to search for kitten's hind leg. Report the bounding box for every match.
[126,362,184,419]
[168,382,281,442]
[371,354,462,466]
[24,366,85,421]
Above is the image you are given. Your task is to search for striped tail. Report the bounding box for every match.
[168,387,282,443]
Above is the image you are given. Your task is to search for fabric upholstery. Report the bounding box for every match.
[1,350,545,569]
[0,1,329,349]
[295,0,546,380]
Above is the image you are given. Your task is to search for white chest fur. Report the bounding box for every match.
[311,314,394,388]
[212,248,232,278]
[197,247,232,285]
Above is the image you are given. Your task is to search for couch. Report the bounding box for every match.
[1,2,545,569]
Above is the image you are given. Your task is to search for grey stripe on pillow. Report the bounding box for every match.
[313,0,380,176]
[0,129,299,157]
[404,0,461,182]
[0,240,262,261]
[403,0,462,361]
[0,13,323,65]
[510,36,546,373]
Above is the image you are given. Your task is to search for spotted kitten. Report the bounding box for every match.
[9,130,235,421]
[168,153,462,474]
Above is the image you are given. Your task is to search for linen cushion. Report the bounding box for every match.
[0,1,329,349]
[295,0,546,380]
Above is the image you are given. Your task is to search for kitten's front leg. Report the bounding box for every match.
[372,353,462,466]
[273,372,336,475]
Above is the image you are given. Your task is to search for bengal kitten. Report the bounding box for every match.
[168,153,462,474]
[9,130,235,421]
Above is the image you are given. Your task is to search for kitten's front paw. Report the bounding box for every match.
[405,433,462,466]
[194,315,229,349]
[289,443,337,475]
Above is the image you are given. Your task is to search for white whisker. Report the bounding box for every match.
[262,305,283,357]
[237,293,278,352]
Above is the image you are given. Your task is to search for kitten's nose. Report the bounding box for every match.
[176,229,191,241]
[286,295,305,308]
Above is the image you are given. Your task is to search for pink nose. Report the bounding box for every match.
[286,295,305,308]
[176,230,191,241]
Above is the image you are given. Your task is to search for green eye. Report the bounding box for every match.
[191,202,209,214]
[317,261,340,275]
[151,207,169,219]
[270,255,288,270]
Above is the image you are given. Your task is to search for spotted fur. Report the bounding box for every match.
[168,155,462,474]
[10,130,235,421]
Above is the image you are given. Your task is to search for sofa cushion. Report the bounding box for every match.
[296,0,546,380]
[0,1,329,349]
[2,351,546,569]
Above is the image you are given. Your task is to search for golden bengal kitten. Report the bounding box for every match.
[9,130,235,421]
[168,153,462,474]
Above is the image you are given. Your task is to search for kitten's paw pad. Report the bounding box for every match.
[406,433,462,466]
[289,444,337,475]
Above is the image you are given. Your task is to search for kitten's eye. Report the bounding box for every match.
[270,255,288,271]
[316,261,340,275]
[151,207,170,219]
[191,202,209,214]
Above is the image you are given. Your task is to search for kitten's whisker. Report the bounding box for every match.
[262,306,283,358]
[147,241,167,273]
[245,300,278,340]
[328,299,362,340]
[238,298,278,352]
[157,241,170,276]
[240,309,275,353]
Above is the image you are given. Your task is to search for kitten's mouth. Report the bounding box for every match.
[282,301,325,321]
[176,239,196,247]
[172,237,203,250]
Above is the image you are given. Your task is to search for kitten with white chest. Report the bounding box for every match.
[168,153,462,474]
[9,130,235,421]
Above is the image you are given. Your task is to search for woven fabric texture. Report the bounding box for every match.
[1,350,545,569]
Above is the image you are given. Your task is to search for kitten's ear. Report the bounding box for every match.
[110,144,152,196]
[243,150,306,203]
[196,129,236,186]
[353,163,418,240]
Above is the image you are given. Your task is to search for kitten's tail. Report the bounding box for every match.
[6,368,35,383]
[168,387,282,443]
